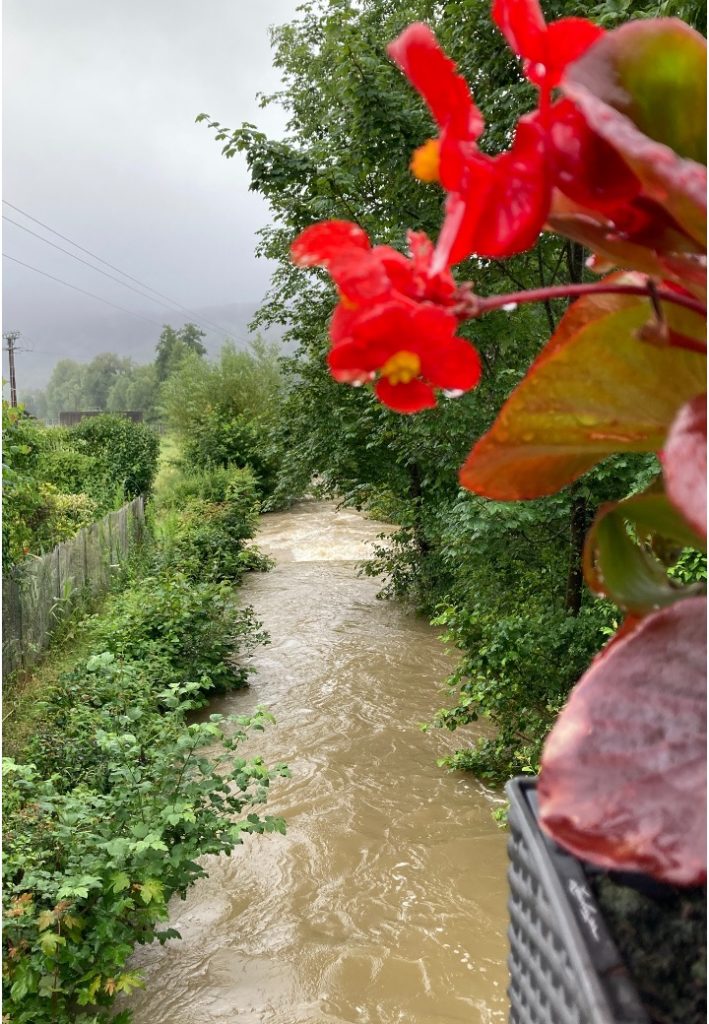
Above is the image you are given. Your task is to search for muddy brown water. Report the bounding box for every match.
[128,501,509,1024]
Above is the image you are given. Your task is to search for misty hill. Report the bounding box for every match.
[3,301,286,392]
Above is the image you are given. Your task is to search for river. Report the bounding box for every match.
[128,500,509,1023]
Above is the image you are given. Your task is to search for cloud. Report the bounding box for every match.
[3,0,301,385]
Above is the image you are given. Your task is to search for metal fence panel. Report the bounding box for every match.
[2,497,146,684]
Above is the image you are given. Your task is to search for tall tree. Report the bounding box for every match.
[154,323,207,381]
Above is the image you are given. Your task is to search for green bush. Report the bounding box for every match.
[84,573,265,697]
[431,602,613,784]
[68,415,160,501]
[36,433,96,496]
[152,464,270,582]
[182,411,280,499]
[3,654,287,1024]
[155,463,259,510]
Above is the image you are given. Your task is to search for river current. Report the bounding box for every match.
[128,501,509,1023]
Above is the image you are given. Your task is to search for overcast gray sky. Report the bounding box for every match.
[3,0,302,384]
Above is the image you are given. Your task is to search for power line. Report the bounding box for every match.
[3,212,242,346]
[3,253,167,328]
[3,214,204,321]
[2,200,247,342]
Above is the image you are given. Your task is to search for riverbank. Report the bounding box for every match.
[3,460,283,1022]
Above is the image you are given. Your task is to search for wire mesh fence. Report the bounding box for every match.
[2,496,145,682]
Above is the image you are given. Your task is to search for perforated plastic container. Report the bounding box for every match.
[506,776,649,1024]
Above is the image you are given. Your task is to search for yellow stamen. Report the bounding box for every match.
[380,350,421,386]
[337,289,358,311]
[410,138,441,183]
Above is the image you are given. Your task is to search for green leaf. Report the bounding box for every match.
[139,878,164,905]
[39,931,66,957]
[110,871,131,893]
[584,493,705,614]
[37,909,56,931]
[114,971,145,995]
[460,279,706,499]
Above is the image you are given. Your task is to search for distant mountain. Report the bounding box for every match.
[3,301,286,392]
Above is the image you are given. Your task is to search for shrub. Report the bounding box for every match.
[155,463,259,510]
[3,654,287,1024]
[84,573,266,697]
[431,602,613,784]
[68,415,160,501]
[182,411,280,499]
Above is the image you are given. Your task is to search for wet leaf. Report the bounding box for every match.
[138,878,164,905]
[584,492,706,613]
[460,283,706,499]
[538,597,707,886]
[662,394,707,541]
[548,194,707,297]
[562,19,707,246]
[38,931,65,957]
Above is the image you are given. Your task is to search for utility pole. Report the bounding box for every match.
[3,331,20,406]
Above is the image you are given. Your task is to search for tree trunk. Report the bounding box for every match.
[564,487,589,616]
[408,461,431,557]
[563,241,588,616]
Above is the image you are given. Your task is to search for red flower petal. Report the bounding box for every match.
[387,23,484,141]
[539,597,707,886]
[550,99,640,211]
[375,376,437,413]
[291,220,369,267]
[662,393,707,542]
[493,0,603,89]
[437,114,550,263]
[327,340,382,381]
[543,18,605,89]
[420,335,482,391]
[492,0,547,67]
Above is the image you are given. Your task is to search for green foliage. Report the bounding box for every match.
[432,603,613,784]
[20,321,209,425]
[3,406,160,565]
[154,463,255,509]
[160,341,288,502]
[85,573,264,697]
[4,664,287,1023]
[154,323,207,382]
[68,415,160,501]
[4,441,282,1020]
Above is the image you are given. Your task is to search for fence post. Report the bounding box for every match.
[55,546,62,602]
[82,527,88,588]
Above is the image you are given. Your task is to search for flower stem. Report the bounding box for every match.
[467,281,707,323]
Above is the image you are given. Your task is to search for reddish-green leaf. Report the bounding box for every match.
[538,597,707,886]
[547,193,707,298]
[584,492,705,614]
[562,19,707,246]
[662,394,707,542]
[460,282,706,499]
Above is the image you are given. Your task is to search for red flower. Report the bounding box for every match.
[328,301,482,413]
[388,10,616,265]
[291,219,457,313]
[386,23,484,193]
[290,220,482,412]
[492,0,604,93]
[548,99,640,211]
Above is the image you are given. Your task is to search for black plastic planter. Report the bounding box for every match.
[505,776,650,1024]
